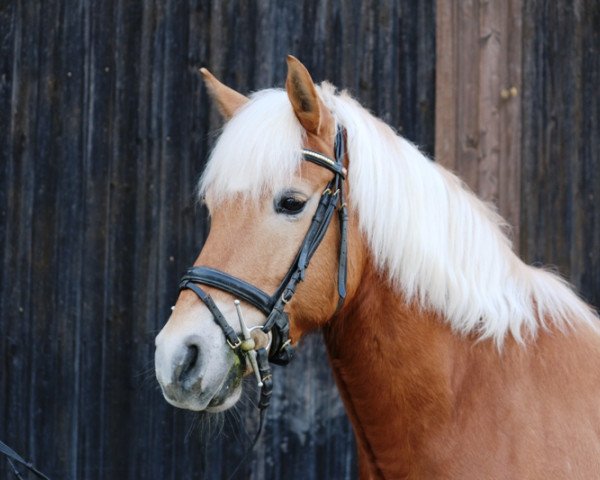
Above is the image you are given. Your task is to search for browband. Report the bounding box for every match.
[302,149,347,177]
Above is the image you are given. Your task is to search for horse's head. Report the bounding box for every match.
[155,57,362,412]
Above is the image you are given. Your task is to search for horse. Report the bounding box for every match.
[154,56,600,479]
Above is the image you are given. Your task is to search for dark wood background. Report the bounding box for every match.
[520,0,600,309]
[1,1,598,479]
[435,0,599,310]
[0,1,435,478]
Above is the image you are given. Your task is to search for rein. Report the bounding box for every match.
[0,440,50,480]
[178,126,348,413]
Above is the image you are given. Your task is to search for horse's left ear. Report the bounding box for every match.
[285,55,332,135]
[200,68,249,120]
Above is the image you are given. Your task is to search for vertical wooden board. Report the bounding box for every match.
[498,0,522,245]
[456,0,481,191]
[521,0,600,309]
[53,3,87,477]
[435,0,522,243]
[1,0,38,468]
[577,3,600,306]
[28,3,80,476]
[477,0,503,203]
[0,1,436,479]
[435,0,457,170]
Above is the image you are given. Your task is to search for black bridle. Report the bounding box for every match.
[178,126,348,411]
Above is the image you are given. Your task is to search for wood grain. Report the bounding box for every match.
[436,0,522,246]
[521,0,600,309]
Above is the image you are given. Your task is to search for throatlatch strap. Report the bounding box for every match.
[337,201,348,309]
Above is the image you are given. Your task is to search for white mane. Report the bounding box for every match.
[200,85,598,344]
[200,90,305,204]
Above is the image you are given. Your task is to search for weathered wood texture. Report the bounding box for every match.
[0,1,435,479]
[521,0,600,309]
[436,0,599,315]
[436,0,523,245]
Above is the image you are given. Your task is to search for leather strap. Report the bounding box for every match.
[256,348,273,409]
[302,150,347,177]
[0,439,50,480]
[180,282,241,348]
[336,191,348,310]
[181,267,273,316]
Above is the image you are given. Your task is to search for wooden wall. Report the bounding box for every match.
[1,1,598,479]
[436,0,523,243]
[436,0,599,309]
[0,1,435,479]
[520,0,600,308]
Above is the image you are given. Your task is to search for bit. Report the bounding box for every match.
[234,300,263,387]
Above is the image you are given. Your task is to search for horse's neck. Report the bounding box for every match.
[323,263,600,478]
[323,260,465,478]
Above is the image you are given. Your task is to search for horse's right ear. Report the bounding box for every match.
[200,68,249,120]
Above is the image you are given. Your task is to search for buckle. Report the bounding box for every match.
[279,339,292,352]
[281,291,293,304]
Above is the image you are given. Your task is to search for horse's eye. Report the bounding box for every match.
[275,194,307,215]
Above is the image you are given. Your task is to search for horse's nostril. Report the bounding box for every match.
[177,344,200,386]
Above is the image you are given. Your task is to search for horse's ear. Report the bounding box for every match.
[285,55,331,135]
[200,68,249,120]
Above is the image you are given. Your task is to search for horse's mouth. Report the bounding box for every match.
[158,352,244,412]
[205,356,245,411]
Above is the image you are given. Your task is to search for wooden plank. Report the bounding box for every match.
[1,0,38,468]
[435,0,522,246]
[498,0,522,246]
[435,0,457,171]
